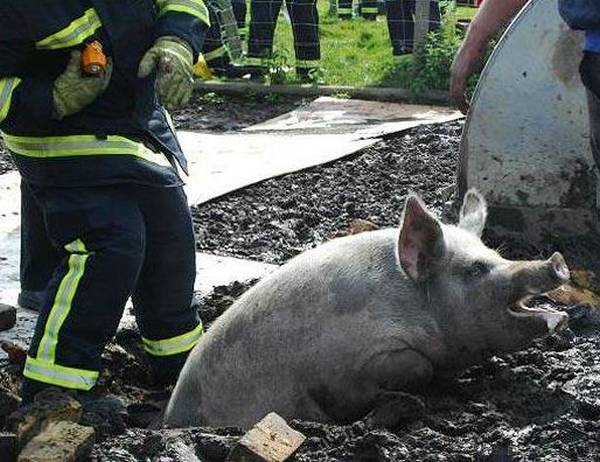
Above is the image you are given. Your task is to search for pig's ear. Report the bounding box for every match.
[398,195,444,282]
[458,189,487,237]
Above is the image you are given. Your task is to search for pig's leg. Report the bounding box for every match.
[360,349,433,428]
[363,392,425,428]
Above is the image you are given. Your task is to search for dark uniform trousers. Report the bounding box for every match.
[22,183,200,399]
[247,0,320,72]
[385,0,440,54]
[203,0,233,69]
[580,52,600,171]
[20,181,59,295]
[232,0,248,38]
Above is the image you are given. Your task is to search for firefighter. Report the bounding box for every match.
[385,0,441,55]
[201,0,261,78]
[337,0,353,19]
[247,0,320,80]
[0,0,209,402]
[232,0,249,39]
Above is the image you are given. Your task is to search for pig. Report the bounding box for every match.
[163,189,570,429]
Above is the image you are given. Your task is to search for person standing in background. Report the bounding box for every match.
[385,0,440,55]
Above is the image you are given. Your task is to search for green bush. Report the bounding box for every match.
[408,0,464,95]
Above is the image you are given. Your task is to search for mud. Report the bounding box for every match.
[90,302,600,461]
[193,122,462,264]
[3,286,599,461]
[0,143,12,175]
[2,113,600,460]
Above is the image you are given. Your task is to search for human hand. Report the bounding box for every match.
[138,36,194,111]
[53,50,112,119]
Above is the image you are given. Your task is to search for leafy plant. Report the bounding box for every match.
[266,50,293,85]
[408,0,463,96]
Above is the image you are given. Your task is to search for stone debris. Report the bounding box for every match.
[227,412,306,462]
[348,218,379,235]
[0,304,16,332]
[1,341,27,366]
[0,387,20,427]
[17,420,95,462]
[5,388,82,449]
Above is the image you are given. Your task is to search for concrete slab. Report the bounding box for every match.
[179,132,375,206]
[243,97,462,136]
[180,98,461,206]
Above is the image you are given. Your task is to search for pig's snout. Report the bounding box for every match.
[509,252,570,302]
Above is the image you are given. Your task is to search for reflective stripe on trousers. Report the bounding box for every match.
[23,239,99,391]
[142,322,204,357]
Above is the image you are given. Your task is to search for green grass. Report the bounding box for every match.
[242,0,477,88]
[457,5,477,20]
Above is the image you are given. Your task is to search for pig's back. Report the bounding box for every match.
[165,229,414,428]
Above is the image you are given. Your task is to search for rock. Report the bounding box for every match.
[156,439,202,462]
[0,304,16,331]
[0,432,17,462]
[576,397,600,421]
[5,388,82,449]
[349,219,379,235]
[0,388,20,425]
[17,420,95,462]
[1,342,27,366]
[226,413,306,462]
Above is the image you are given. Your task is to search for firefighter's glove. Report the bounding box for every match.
[137,36,194,111]
[53,50,112,120]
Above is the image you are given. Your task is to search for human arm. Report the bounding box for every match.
[450,0,529,114]
[0,5,110,128]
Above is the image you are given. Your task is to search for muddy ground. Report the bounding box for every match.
[193,122,461,264]
[2,285,600,461]
[2,95,600,460]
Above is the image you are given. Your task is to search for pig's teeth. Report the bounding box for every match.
[541,312,568,333]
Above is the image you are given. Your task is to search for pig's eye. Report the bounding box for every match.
[466,262,489,279]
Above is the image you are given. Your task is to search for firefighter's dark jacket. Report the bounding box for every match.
[0,0,209,187]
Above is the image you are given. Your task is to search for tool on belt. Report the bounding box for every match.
[81,41,108,76]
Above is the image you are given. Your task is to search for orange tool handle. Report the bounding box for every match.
[81,41,107,76]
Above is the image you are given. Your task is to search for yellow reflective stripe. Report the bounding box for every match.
[296,59,320,68]
[338,8,353,14]
[24,357,98,391]
[361,7,378,13]
[142,322,204,357]
[36,8,102,50]
[3,133,172,167]
[37,239,90,364]
[164,40,193,67]
[204,46,227,62]
[0,78,21,124]
[156,0,211,26]
[245,56,265,66]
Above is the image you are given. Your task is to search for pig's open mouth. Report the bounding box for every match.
[508,298,569,333]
